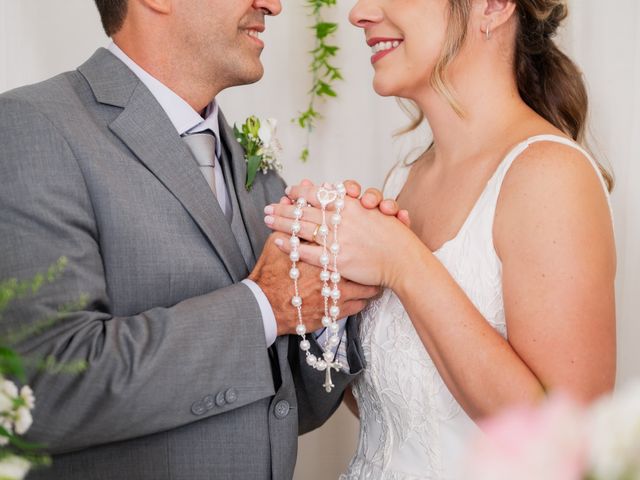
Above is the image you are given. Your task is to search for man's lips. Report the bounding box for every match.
[367,37,404,64]
[242,24,265,47]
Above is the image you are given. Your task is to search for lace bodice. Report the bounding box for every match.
[340,136,612,480]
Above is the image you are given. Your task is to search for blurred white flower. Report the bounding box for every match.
[19,386,34,410]
[1,380,18,400]
[588,381,640,480]
[0,454,31,480]
[0,392,12,414]
[13,407,32,436]
[257,118,278,147]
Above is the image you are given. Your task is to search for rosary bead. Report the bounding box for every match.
[289,185,347,387]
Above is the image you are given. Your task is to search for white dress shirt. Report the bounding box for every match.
[107,42,278,347]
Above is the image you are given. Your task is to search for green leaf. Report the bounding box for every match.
[0,426,47,453]
[300,148,310,162]
[314,22,338,40]
[245,154,262,190]
[0,346,25,381]
[315,81,337,97]
[36,355,87,375]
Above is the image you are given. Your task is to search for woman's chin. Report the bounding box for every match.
[372,77,399,97]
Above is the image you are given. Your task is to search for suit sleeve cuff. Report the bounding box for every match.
[241,279,277,347]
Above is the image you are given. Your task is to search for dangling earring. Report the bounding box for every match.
[484,20,492,40]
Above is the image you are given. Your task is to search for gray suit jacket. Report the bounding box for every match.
[0,48,364,480]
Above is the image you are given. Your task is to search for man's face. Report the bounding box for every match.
[174,0,282,91]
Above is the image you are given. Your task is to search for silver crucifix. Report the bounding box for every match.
[322,359,343,393]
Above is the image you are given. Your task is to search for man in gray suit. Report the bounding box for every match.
[0,0,398,478]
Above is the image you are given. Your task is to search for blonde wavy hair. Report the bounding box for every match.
[398,0,613,191]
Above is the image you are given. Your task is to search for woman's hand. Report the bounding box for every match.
[263,182,420,288]
[281,179,411,227]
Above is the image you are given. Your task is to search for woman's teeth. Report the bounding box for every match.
[371,40,401,54]
[246,30,261,39]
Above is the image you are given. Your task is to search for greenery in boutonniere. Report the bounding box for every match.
[0,257,87,480]
[234,116,283,191]
[293,0,342,162]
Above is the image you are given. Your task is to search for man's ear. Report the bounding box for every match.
[136,0,172,15]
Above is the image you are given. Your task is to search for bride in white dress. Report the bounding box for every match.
[265,0,616,478]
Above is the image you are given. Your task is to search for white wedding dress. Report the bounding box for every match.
[340,135,612,480]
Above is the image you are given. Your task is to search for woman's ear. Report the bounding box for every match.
[479,0,517,37]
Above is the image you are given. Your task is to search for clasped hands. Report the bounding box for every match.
[250,180,413,336]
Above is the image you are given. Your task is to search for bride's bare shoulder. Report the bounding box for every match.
[493,138,613,261]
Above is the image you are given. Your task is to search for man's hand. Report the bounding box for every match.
[249,232,380,336]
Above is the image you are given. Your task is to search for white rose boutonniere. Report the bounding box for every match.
[234,116,283,190]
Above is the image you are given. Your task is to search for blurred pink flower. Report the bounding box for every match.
[462,394,589,480]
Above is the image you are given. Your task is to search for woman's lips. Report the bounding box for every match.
[367,37,403,65]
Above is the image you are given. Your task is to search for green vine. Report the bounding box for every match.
[293,0,342,162]
[1,257,88,477]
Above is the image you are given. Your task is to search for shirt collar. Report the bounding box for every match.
[108,42,222,155]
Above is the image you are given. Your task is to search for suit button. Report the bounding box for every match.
[274,400,290,419]
[224,388,238,404]
[215,391,226,407]
[191,401,206,416]
[203,395,215,410]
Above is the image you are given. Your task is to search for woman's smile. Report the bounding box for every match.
[367,37,403,64]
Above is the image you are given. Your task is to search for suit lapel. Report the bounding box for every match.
[217,113,271,260]
[78,49,248,282]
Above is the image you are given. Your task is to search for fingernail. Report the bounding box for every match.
[285,186,292,195]
[264,215,274,225]
[264,205,274,214]
[274,238,284,247]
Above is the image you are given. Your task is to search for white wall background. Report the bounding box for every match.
[1,1,638,478]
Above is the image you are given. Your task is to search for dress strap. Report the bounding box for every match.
[488,134,612,217]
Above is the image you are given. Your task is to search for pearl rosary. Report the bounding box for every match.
[289,183,346,393]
